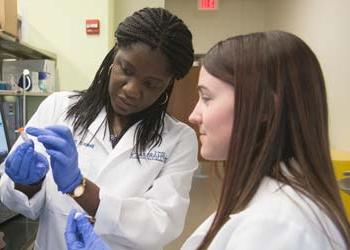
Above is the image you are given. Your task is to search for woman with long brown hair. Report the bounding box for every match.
[184,31,350,249]
[64,31,350,249]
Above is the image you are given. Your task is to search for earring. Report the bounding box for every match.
[160,93,169,105]
[108,64,113,75]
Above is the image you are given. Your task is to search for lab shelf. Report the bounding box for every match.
[0,32,54,241]
[0,31,56,60]
[0,90,51,97]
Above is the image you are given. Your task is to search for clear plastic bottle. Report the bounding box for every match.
[38,72,47,93]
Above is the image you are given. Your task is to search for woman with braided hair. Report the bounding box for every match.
[0,7,198,250]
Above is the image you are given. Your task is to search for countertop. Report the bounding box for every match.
[0,215,38,250]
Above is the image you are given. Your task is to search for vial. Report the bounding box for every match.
[38,72,47,93]
[15,127,29,141]
[74,212,95,224]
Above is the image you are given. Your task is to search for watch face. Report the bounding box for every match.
[74,185,84,197]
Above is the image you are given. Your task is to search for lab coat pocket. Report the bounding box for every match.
[96,152,166,197]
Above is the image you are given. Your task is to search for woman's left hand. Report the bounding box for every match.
[26,125,82,193]
[65,209,109,250]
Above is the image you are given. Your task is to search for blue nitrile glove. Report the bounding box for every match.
[26,125,82,193]
[5,140,49,185]
[65,209,110,250]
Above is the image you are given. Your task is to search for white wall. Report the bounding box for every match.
[166,0,350,150]
[165,0,267,54]
[265,0,350,150]
[113,0,164,34]
[18,0,113,91]
[108,0,116,48]
[16,0,349,149]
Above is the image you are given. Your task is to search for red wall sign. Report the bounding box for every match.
[86,19,100,35]
[198,0,218,10]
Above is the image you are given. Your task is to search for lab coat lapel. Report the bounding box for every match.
[97,121,140,173]
[95,115,171,178]
[109,115,171,158]
[112,121,139,155]
[84,107,112,152]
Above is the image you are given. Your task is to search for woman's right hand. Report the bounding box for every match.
[65,209,109,250]
[5,140,49,185]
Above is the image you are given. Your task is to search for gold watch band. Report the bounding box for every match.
[68,177,87,198]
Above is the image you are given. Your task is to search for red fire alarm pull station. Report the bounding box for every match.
[86,19,100,35]
[198,0,218,10]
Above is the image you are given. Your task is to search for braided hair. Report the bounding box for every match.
[66,7,194,157]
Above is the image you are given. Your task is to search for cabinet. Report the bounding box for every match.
[167,65,206,161]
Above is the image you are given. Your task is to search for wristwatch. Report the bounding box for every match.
[69,177,87,198]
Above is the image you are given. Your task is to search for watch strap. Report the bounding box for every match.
[68,177,87,198]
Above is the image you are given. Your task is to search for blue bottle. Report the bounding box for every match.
[38,72,47,93]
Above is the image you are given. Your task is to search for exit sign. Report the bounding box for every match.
[198,0,218,10]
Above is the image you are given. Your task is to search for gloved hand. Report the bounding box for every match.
[65,209,110,250]
[5,140,49,185]
[26,125,82,193]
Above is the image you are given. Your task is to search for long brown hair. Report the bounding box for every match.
[197,31,350,249]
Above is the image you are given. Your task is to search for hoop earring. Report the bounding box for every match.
[160,93,168,105]
[108,64,113,75]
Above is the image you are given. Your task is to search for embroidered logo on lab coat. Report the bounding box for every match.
[74,140,95,149]
[130,150,168,163]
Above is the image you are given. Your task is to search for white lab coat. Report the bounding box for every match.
[0,91,199,250]
[182,177,346,250]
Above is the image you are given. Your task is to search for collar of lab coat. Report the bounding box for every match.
[86,106,171,155]
[85,107,111,152]
[104,113,172,162]
[92,111,172,178]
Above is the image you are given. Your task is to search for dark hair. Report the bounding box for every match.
[66,7,194,155]
[197,31,350,249]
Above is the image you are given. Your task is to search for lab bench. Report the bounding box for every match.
[0,215,38,250]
